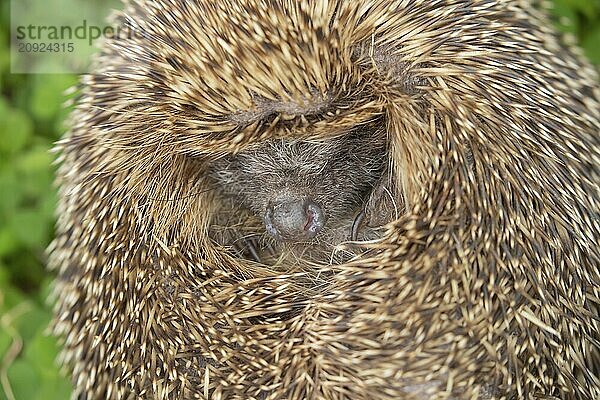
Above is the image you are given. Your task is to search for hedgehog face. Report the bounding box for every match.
[209,124,387,244]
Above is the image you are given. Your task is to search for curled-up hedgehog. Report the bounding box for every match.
[49,0,600,399]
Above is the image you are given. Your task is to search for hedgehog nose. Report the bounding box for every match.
[264,196,324,242]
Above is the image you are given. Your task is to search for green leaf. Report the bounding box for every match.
[0,262,10,284]
[40,190,58,223]
[37,277,55,304]
[582,25,600,64]
[550,0,580,34]
[27,75,78,122]
[0,27,8,78]
[564,0,600,19]
[16,145,55,175]
[0,106,33,154]
[24,333,62,377]
[14,304,51,345]
[14,145,56,213]
[0,285,27,313]
[0,227,20,256]
[33,376,72,400]
[6,359,40,400]
[8,209,50,249]
[0,166,22,217]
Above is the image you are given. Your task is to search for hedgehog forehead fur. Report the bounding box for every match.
[50,0,600,399]
[209,123,388,224]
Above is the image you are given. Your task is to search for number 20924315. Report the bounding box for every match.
[18,42,74,53]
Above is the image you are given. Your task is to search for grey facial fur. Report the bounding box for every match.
[208,123,391,263]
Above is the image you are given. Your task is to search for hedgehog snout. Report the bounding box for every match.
[264,195,325,242]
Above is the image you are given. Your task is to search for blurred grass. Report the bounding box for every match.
[1,0,599,399]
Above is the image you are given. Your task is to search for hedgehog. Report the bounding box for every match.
[48,0,600,399]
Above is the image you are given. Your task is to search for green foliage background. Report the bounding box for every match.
[0,1,599,399]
